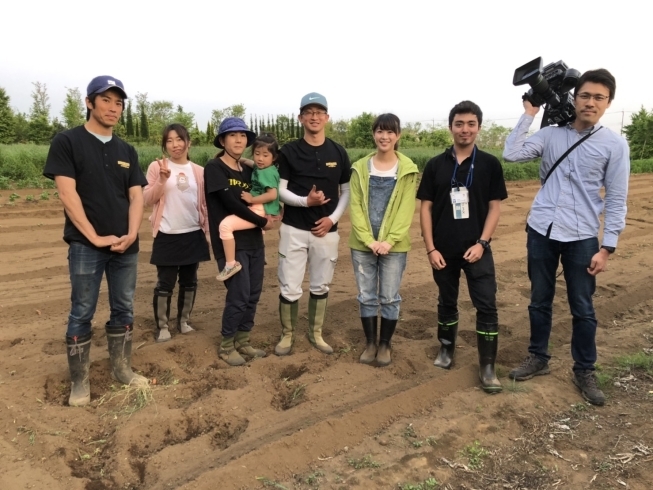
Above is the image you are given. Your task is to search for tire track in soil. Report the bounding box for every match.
[152,361,483,490]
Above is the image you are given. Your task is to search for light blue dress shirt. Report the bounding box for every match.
[504,114,630,247]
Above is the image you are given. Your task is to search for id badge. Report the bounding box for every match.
[450,187,469,220]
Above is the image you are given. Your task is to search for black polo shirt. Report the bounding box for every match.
[204,158,266,259]
[43,126,146,254]
[278,137,351,232]
[417,147,508,258]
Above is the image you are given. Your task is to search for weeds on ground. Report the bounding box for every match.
[505,379,530,394]
[40,191,49,200]
[616,352,653,373]
[16,426,36,445]
[403,423,418,440]
[97,383,155,417]
[304,470,325,485]
[25,194,34,201]
[347,454,382,469]
[570,402,588,413]
[459,440,489,470]
[255,476,289,489]
[594,364,613,390]
[399,477,439,490]
[9,193,20,202]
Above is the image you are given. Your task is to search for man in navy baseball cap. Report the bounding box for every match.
[42,74,149,406]
[87,75,127,98]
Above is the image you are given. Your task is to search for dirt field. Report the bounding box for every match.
[1,176,653,490]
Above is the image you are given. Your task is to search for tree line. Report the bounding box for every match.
[8,81,642,152]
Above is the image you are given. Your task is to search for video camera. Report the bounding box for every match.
[513,57,580,128]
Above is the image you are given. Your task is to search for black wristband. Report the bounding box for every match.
[601,245,615,254]
[427,249,436,255]
[476,239,490,250]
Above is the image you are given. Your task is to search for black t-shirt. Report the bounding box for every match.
[416,147,508,258]
[43,126,147,254]
[204,158,267,259]
[278,137,351,232]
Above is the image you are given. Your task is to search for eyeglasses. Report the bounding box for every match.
[577,93,609,102]
[302,110,327,117]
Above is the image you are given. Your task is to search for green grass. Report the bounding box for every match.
[399,478,439,490]
[2,144,652,188]
[459,440,489,470]
[615,352,653,373]
[347,454,382,469]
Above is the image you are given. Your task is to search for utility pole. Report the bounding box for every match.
[620,110,624,135]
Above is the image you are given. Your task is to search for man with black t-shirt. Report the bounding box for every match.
[43,75,148,407]
[274,92,351,356]
[417,100,507,393]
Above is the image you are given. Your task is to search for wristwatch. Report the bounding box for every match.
[601,245,616,254]
[476,239,491,250]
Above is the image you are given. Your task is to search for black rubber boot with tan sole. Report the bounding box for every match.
[376,317,397,367]
[359,316,378,364]
[153,290,172,343]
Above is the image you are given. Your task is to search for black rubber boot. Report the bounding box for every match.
[177,286,197,334]
[66,332,92,407]
[376,317,397,367]
[275,296,298,356]
[359,316,378,365]
[477,322,502,394]
[433,313,459,369]
[105,323,148,386]
[153,289,172,342]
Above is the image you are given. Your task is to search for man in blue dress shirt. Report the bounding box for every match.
[503,68,630,406]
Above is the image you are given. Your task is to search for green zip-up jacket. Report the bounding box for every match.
[348,151,419,252]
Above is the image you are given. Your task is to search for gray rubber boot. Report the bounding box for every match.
[477,322,502,394]
[308,294,333,354]
[105,323,148,386]
[153,290,172,342]
[177,286,196,334]
[235,331,266,358]
[275,297,298,356]
[433,313,459,369]
[359,316,378,364]
[66,332,92,407]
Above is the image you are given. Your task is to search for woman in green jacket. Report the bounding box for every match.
[349,113,419,366]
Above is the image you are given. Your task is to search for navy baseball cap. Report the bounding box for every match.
[300,92,328,112]
[214,117,256,149]
[87,75,127,98]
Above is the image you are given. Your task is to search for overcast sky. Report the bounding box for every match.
[1,0,648,135]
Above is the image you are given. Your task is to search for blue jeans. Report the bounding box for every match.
[351,250,407,320]
[527,227,598,372]
[217,247,265,338]
[67,242,138,338]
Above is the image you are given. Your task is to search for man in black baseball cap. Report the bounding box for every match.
[43,75,149,406]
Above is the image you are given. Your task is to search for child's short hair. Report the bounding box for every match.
[252,133,279,160]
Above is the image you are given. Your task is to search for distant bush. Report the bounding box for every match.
[0,144,649,186]
[631,159,653,174]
